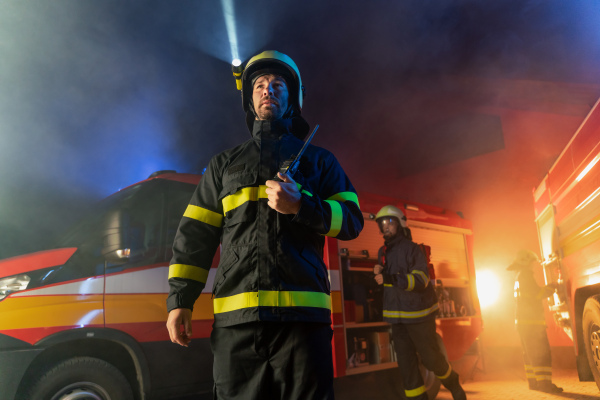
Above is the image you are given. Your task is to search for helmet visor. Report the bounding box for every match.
[377,217,399,233]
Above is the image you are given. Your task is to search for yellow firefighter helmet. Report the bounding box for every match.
[235,50,305,117]
[375,205,408,228]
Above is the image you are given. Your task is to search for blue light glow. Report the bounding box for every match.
[220,0,239,62]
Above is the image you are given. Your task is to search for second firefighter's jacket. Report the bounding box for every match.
[167,119,364,327]
[378,234,438,324]
[513,268,554,326]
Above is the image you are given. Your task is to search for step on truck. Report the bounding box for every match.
[533,97,600,390]
[0,170,482,400]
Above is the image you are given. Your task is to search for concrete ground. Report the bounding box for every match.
[172,347,600,399]
[334,367,599,400]
[334,346,600,400]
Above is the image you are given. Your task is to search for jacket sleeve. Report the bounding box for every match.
[166,157,223,312]
[383,243,431,291]
[519,270,551,300]
[292,152,363,241]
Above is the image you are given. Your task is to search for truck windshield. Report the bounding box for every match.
[56,184,144,248]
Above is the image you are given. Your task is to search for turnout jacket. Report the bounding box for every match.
[513,268,554,326]
[378,234,438,324]
[167,119,364,327]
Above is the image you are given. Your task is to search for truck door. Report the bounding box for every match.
[102,179,213,397]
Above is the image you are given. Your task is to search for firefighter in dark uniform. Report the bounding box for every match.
[508,249,562,393]
[373,205,466,400]
[165,50,364,399]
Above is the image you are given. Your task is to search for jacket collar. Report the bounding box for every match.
[247,113,310,140]
[251,118,294,140]
[384,233,409,248]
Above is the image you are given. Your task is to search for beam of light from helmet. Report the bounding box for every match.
[220,0,239,63]
[475,269,501,309]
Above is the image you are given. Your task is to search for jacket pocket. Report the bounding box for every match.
[300,246,330,294]
[220,168,258,198]
[223,204,256,228]
[212,248,239,296]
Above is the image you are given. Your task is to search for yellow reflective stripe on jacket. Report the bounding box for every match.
[324,200,343,237]
[411,270,429,288]
[405,385,426,398]
[183,205,223,227]
[222,186,268,213]
[328,191,360,208]
[168,264,209,284]
[220,184,312,213]
[220,185,357,237]
[406,274,415,291]
[437,365,452,380]
[383,303,439,319]
[323,192,359,238]
[213,290,331,314]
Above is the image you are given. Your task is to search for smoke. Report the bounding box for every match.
[0,0,598,258]
[0,1,237,256]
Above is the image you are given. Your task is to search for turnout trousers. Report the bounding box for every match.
[211,321,334,400]
[517,325,552,386]
[391,318,460,400]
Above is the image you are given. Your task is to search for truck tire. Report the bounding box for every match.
[22,356,134,400]
[583,295,600,390]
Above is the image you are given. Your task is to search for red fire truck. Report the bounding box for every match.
[533,98,600,390]
[0,171,482,400]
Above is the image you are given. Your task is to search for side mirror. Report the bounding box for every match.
[101,209,131,264]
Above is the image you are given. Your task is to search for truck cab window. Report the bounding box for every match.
[164,181,196,260]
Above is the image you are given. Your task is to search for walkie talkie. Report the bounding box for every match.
[273,124,319,181]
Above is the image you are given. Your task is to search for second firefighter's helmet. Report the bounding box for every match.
[375,205,408,228]
[237,50,305,117]
[507,249,539,271]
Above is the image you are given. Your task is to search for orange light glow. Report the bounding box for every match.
[476,269,501,309]
[575,153,600,182]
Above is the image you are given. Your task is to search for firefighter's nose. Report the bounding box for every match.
[265,83,277,96]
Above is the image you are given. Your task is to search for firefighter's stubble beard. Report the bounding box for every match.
[255,99,285,121]
[383,230,398,241]
[382,223,399,241]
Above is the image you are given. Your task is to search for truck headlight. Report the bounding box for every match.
[0,274,31,301]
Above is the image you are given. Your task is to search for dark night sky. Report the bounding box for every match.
[1,0,599,258]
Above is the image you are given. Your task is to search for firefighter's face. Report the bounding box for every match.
[378,217,399,240]
[252,74,289,121]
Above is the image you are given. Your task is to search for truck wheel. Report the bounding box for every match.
[583,295,600,390]
[22,356,134,400]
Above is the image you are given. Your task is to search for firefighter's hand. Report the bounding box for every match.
[374,274,384,285]
[373,264,384,275]
[265,172,301,214]
[166,308,193,347]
